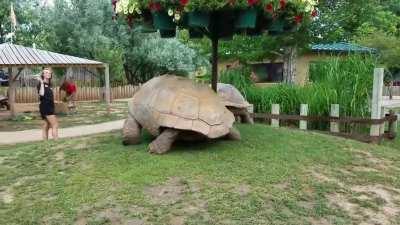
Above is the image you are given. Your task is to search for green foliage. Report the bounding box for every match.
[122,32,208,84]
[221,56,376,120]
[219,67,254,94]
[357,33,400,73]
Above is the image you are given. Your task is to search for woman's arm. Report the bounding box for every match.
[38,80,45,96]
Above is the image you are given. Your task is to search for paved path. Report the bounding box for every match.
[0,120,125,145]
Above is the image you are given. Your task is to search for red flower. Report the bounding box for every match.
[248,0,259,6]
[279,0,286,9]
[149,2,162,11]
[311,9,318,17]
[112,0,118,11]
[180,0,189,6]
[265,3,273,13]
[294,15,303,24]
[126,14,134,28]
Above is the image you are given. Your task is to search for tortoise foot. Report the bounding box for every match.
[148,129,180,154]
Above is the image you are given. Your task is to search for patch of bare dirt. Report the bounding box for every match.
[352,166,379,173]
[73,216,87,225]
[298,200,315,210]
[75,205,147,225]
[274,181,290,190]
[95,208,124,224]
[311,170,345,188]
[232,184,251,197]
[352,150,392,171]
[327,184,400,225]
[144,177,187,205]
[42,213,63,225]
[0,187,14,204]
[169,216,185,225]
[55,151,65,161]
[309,217,332,225]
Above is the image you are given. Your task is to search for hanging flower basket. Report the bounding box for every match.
[235,8,257,29]
[268,19,285,36]
[188,11,210,28]
[152,11,176,30]
[159,29,176,38]
[246,14,268,36]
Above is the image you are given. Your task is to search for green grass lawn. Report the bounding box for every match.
[0,101,128,131]
[0,124,399,225]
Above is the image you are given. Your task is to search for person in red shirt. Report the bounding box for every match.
[61,79,77,109]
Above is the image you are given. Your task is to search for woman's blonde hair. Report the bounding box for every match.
[41,67,53,86]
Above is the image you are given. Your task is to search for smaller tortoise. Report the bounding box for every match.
[217,83,254,124]
[123,75,240,154]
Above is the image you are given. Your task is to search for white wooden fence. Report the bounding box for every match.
[13,85,139,103]
[384,86,400,97]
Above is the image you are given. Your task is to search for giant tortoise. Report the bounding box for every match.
[217,83,254,124]
[122,75,240,154]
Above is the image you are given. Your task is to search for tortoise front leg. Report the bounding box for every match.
[122,114,142,145]
[240,110,254,124]
[149,129,180,154]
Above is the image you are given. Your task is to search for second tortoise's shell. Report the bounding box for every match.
[217,83,251,108]
[129,75,235,138]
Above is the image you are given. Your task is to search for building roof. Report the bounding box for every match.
[0,43,104,67]
[311,42,376,54]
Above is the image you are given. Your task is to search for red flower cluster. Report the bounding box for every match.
[265,3,273,13]
[294,15,303,24]
[180,0,189,6]
[279,0,286,9]
[311,9,318,17]
[149,1,162,11]
[247,0,259,6]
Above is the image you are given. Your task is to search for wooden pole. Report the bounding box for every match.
[271,104,280,128]
[8,67,16,118]
[370,68,384,141]
[104,64,111,113]
[330,104,340,133]
[211,37,219,92]
[300,104,308,130]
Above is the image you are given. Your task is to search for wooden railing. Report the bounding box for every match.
[250,103,398,144]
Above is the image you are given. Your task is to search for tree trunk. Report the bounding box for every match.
[211,37,219,92]
[283,46,297,84]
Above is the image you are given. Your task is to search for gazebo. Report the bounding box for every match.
[0,43,111,117]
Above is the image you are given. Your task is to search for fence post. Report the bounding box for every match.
[380,107,386,136]
[388,110,398,139]
[271,104,280,128]
[370,68,384,142]
[300,104,308,130]
[330,104,340,133]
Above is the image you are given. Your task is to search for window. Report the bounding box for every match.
[251,63,284,83]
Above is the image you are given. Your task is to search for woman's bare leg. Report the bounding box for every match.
[46,115,59,140]
[42,120,49,140]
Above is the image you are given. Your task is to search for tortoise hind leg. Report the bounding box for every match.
[226,127,241,140]
[149,129,180,154]
[122,115,142,145]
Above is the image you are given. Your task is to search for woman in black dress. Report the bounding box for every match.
[37,68,58,140]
